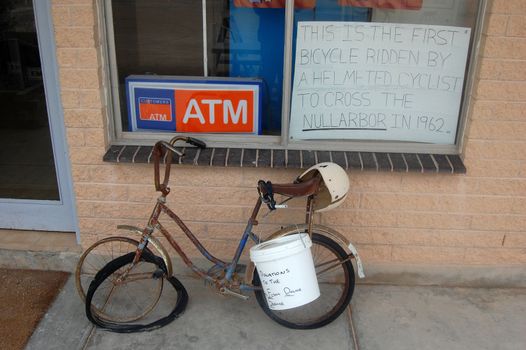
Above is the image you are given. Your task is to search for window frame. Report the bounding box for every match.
[99,0,488,154]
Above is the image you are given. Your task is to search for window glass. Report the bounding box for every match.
[0,0,59,200]
[107,0,482,152]
[110,0,286,135]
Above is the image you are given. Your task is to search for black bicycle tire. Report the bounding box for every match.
[85,251,188,333]
[252,233,355,329]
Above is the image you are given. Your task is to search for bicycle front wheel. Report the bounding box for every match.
[252,232,355,329]
[87,251,164,323]
[75,236,162,322]
[85,251,188,333]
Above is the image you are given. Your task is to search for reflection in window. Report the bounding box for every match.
[111,0,287,134]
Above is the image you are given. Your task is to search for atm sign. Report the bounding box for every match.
[175,89,256,133]
[126,76,262,134]
[138,97,172,122]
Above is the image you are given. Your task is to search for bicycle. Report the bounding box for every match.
[76,136,365,331]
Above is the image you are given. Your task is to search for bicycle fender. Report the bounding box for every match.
[117,225,173,277]
[303,224,365,278]
[347,241,365,279]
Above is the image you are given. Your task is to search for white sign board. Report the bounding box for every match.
[289,21,471,144]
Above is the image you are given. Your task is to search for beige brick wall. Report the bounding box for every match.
[53,0,526,266]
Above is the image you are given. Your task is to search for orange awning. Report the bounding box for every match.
[338,0,422,10]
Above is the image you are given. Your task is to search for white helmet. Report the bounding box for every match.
[298,162,350,212]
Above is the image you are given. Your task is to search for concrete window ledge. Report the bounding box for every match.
[103,145,467,174]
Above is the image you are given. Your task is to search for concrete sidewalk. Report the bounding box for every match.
[26,276,526,350]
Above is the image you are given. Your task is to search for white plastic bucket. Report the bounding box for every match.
[250,233,320,310]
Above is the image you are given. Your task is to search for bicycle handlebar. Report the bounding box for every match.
[153,136,207,194]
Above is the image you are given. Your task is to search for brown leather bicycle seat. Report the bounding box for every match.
[270,176,321,197]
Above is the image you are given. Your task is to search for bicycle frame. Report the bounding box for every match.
[132,192,304,294]
[126,135,321,296]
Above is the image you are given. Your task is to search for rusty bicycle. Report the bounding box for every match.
[75,136,365,331]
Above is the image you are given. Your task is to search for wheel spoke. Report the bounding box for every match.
[316,257,351,278]
[96,283,117,313]
[122,283,143,312]
[119,272,154,283]
[315,256,340,269]
[83,260,100,273]
[81,272,97,277]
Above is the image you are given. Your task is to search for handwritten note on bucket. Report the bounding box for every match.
[289,22,471,144]
[250,234,320,310]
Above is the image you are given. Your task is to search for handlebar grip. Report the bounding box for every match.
[186,137,206,149]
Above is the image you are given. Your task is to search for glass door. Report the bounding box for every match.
[0,0,77,232]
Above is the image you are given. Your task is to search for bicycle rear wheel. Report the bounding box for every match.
[253,232,355,329]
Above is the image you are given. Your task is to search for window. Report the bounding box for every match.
[107,0,286,143]
[103,0,485,154]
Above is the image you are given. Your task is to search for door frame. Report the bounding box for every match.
[0,0,79,240]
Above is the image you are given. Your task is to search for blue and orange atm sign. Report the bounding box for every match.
[126,76,262,134]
